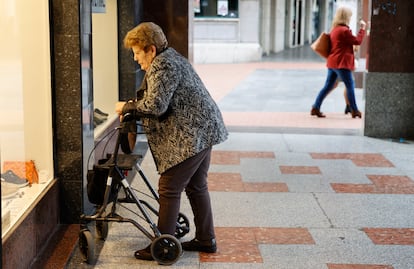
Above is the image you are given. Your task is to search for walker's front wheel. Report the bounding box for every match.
[151,234,182,265]
[79,229,95,264]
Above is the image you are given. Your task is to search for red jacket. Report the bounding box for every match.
[327,25,365,70]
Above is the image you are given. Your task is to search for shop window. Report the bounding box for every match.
[1,0,54,238]
[92,0,120,136]
[194,0,239,18]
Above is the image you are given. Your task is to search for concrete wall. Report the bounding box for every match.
[193,0,262,63]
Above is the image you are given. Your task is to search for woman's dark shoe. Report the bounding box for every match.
[344,105,351,114]
[181,238,217,253]
[351,110,362,118]
[134,245,153,260]
[310,108,326,118]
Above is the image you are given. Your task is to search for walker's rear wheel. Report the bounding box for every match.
[175,213,190,238]
[79,229,95,264]
[151,234,182,265]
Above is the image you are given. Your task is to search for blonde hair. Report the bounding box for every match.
[123,22,168,53]
[331,6,352,28]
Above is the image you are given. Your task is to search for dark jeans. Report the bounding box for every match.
[157,147,215,241]
[313,68,359,111]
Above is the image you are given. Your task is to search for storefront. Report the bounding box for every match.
[1,0,189,268]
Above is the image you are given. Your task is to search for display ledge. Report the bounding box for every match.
[94,114,119,140]
[1,175,55,240]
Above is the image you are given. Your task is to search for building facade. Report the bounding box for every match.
[193,0,365,63]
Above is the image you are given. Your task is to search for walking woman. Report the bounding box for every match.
[311,6,366,118]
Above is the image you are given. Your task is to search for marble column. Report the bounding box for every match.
[51,0,94,222]
[364,1,414,139]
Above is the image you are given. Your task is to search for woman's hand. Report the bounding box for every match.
[359,20,366,30]
[115,102,126,121]
[115,101,126,115]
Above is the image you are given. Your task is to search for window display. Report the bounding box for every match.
[195,0,239,18]
[1,0,53,238]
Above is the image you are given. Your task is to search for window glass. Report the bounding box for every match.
[0,0,53,238]
[194,0,239,18]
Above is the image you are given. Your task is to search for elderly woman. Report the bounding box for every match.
[116,22,228,261]
[311,6,366,118]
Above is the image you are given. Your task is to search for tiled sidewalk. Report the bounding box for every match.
[204,133,414,269]
[65,132,414,269]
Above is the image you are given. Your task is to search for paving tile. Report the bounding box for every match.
[211,151,275,165]
[239,151,276,159]
[211,151,241,165]
[368,175,414,194]
[200,227,260,263]
[279,165,321,174]
[330,183,377,193]
[208,172,288,192]
[243,182,288,192]
[327,264,394,269]
[331,175,414,194]
[363,228,414,245]
[208,172,245,192]
[349,154,394,167]
[253,227,314,245]
[200,227,314,263]
[310,153,394,167]
[200,242,263,263]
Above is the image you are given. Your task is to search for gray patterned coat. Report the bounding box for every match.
[134,48,228,174]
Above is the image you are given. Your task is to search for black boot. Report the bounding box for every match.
[344,105,351,114]
[181,238,217,253]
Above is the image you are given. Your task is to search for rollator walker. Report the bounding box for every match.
[79,111,190,265]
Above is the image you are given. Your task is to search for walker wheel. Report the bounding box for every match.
[151,234,182,265]
[175,212,190,238]
[96,220,109,240]
[79,229,95,264]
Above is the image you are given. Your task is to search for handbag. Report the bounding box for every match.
[311,32,331,58]
[3,160,39,184]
